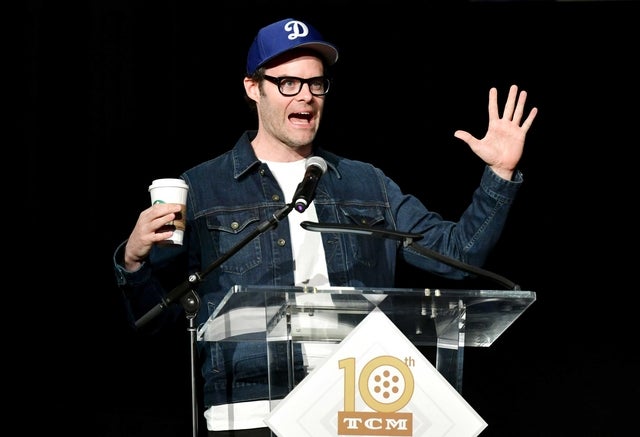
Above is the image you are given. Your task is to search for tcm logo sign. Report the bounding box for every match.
[338,355,413,436]
[265,307,486,437]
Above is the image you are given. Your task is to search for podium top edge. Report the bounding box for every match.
[229,284,536,300]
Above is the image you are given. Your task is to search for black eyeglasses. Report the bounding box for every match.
[263,75,331,97]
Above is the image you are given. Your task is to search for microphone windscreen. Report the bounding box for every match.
[306,156,327,173]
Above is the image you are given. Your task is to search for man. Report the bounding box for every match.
[114,17,537,436]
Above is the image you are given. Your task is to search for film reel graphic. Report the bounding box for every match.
[339,355,415,413]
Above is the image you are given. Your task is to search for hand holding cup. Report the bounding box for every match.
[148,178,189,245]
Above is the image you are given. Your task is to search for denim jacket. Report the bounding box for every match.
[113,130,522,408]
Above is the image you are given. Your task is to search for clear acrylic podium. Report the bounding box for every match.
[197,284,535,403]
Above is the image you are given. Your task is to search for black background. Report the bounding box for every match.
[24,1,639,436]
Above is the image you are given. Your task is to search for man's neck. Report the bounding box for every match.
[251,135,312,162]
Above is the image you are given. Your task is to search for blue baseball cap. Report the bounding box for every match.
[246,18,339,76]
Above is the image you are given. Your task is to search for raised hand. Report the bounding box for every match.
[454,85,538,181]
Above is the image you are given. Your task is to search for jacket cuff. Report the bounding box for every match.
[113,239,151,286]
[481,165,523,202]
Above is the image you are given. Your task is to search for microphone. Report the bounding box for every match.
[293,156,327,213]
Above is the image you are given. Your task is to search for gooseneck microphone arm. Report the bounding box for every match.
[136,156,328,326]
[135,202,295,328]
[300,221,519,290]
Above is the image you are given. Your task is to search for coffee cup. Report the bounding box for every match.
[148,178,189,245]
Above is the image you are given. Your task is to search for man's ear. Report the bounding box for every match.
[243,77,259,103]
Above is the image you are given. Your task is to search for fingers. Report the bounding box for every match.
[136,204,182,246]
[144,203,182,236]
[124,203,182,270]
[520,106,538,133]
[500,84,518,121]
[453,129,473,144]
[146,202,183,220]
[488,87,499,121]
[510,85,538,132]
[493,84,538,130]
[488,85,520,121]
[510,85,524,123]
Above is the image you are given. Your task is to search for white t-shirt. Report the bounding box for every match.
[263,158,330,288]
[205,158,330,431]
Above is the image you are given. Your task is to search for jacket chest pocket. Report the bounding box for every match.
[338,206,387,268]
[206,209,263,275]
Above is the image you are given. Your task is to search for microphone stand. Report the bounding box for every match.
[300,221,519,290]
[135,202,295,437]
